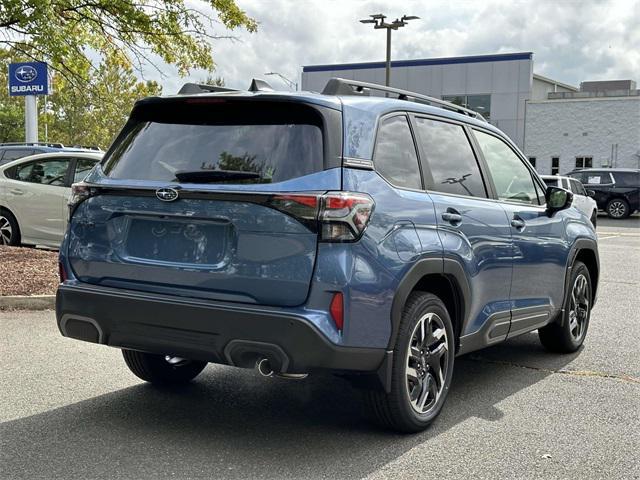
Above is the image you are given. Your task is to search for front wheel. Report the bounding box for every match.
[122,349,207,385]
[366,292,455,433]
[538,261,592,353]
[0,210,20,246]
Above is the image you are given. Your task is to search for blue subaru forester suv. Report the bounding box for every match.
[56,78,599,432]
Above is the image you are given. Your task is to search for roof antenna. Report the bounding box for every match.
[248,79,274,92]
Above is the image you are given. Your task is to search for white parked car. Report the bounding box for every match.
[0,152,102,247]
[541,175,598,227]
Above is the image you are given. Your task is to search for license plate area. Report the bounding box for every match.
[123,216,232,268]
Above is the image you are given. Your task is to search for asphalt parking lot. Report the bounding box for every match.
[1,216,638,480]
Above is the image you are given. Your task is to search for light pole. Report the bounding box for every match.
[359,14,419,87]
[264,72,298,91]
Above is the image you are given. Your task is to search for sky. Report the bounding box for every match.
[146,0,640,94]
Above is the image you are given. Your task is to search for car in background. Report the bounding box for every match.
[541,175,598,227]
[0,152,102,247]
[565,168,640,219]
[0,142,102,166]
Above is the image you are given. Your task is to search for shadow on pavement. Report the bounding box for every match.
[1,332,578,479]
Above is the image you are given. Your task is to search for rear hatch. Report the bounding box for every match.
[66,97,342,307]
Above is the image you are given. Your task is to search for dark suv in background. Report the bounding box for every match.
[56,78,599,433]
[566,168,640,218]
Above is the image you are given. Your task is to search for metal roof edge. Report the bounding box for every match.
[303,52,533,73]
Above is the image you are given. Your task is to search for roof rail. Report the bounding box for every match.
[68,145,104,151]
[322,78,488,122]
[0,142,65,148]
[177,83,238,94]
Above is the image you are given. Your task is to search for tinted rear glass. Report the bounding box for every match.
[102,101,324,184]
[543,178,558,188]
[612,172,639,187]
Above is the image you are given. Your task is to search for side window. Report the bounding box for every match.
[14,158,70,186]
[612,172,640,187]
[474,130,541,205]
[2,149,34,163]
[73,158,98,183]
[561,178,570,190]
[586,172,612,185]
[373,115,422,189]
[569,171,586,183]
[572,179,587,195]
[414,117,487,198]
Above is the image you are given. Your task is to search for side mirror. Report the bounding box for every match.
[546,186,573,213]
[586,189,596,197]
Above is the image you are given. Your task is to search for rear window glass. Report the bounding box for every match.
[102,101,324,184]
[612,172,639,187]
[543,178,558,188]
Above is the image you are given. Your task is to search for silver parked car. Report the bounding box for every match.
[0,152,102,247]
[541,175,598,227]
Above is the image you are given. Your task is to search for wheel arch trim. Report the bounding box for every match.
[388,257,470,351]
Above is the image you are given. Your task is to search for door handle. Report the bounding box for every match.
[511,218,526,229]
[9,189,24,195]
[442,210,462,224]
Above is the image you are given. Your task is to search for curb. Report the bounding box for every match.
[0,295,56,311]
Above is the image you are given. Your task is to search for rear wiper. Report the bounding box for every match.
[174,170,261,183]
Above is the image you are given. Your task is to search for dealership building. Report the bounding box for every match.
[302,52,640,174]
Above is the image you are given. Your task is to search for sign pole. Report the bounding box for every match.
[24,95,38,142]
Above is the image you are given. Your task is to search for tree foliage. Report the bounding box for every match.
[0,0,257,85]
[0,48,161,147]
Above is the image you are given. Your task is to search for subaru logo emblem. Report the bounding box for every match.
[15,66,38,83]
[156,187,179,202]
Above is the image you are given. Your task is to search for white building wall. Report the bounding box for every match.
[302,55,533,148]
[524,97,640,174]
[531,76,577,101]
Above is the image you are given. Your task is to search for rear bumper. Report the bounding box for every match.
[55,284,386,374]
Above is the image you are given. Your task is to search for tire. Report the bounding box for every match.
[0,209,20,246]
[538,261,592,353]
[122,349,207,385]
[606,198,630,219]
[590,211,597,229]
[366,292,455,433]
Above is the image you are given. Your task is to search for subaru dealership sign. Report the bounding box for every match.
[8,62,49,96]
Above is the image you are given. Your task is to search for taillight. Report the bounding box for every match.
[319,192,374,242]
[270,191,374,242]
[330,292,344,332]
[68,182,93,218]
[58,262,67,283]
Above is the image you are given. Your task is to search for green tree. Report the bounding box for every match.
[0,1,257,85]
[0,50,23,142]
[44,51,162,148]
[1,48,161,147]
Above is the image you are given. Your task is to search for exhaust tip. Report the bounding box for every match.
[256,358,274,377]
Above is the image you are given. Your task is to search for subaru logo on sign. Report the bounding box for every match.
[15,66,38,83]
[156,187,179,202]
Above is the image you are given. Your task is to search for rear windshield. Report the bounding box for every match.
[543,178,558,188]
[102,101,324,184]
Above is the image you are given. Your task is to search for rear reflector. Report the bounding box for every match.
[330,292,344,332]
[58,262,67,283]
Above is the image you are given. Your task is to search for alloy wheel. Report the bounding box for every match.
[608,201,626,218]
[569,274,590,341]
[0,216,12,245]
[405,312,449,414]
